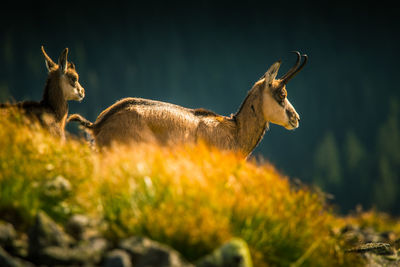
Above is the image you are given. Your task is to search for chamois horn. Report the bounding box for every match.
[41,45,56,69]
[280,51,308,84]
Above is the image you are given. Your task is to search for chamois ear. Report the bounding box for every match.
[58,48,69,74]
[41,46,56,72]
[263,61,281,86]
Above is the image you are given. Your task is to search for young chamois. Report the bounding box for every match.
[68,52,307,156]
[0,46,85,139]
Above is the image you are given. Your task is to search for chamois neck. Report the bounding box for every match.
[41,74,68,121]
[234,85,268,155]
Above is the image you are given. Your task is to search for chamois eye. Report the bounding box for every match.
[280,89,287,99]
[69,75,77,84]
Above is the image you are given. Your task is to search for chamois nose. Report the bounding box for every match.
[77,85,85,100]
[286,109,300,129]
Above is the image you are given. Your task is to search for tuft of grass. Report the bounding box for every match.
[0,109,94,227]
[0,109,393,266]
[96,145,339,265]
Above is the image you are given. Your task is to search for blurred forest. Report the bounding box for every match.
[0,1,399,214]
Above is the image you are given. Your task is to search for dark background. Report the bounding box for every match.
[1,1,399,214]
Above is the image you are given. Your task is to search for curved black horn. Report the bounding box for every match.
[281,52,308,84]
[280,51,301,81]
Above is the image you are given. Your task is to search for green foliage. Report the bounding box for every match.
[344,131,366,172]
[313,132,342,189]
[374,100,400,212]
[309,98,400,214]
[0,83,10,102]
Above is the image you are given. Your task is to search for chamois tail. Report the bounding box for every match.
[67,114,94,129]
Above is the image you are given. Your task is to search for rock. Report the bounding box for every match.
[104,249,132,267]
[28,211,72,260]
[0,222,28,259]
[362,228,384,243]
[0,246,34,267]
[341,225,364,243]
[346,242,394,255]
[196,238,253,267]
[0,222,17,250]
[119,236,193,267]
[340,224,397,246]
[27,212,110,265]
[363,252,400,267]
[42,175,72,199]
[40,246,90,265]
[65,214,90,240]
[0,246,20,267]
[89,237,109,262]
[39,237,108,265]
[9,238,28,259]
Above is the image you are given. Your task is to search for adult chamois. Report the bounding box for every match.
[68,52,307,156]
[0,46,85,139]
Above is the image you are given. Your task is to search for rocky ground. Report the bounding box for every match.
[0,211,399,266]
[341,223,400,266]
[0,212,252,267]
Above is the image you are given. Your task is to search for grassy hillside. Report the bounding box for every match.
[0,110,398,266]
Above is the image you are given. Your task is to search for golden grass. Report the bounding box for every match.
[1,109,395,266]
[0,110,94,225]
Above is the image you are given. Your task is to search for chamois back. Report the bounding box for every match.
[68,51,307,156]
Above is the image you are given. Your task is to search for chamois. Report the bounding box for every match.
[68,52,307,156]
[0,46,85,138]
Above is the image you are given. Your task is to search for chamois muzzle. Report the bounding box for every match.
[77,84,85,101]
[280,51,308,85]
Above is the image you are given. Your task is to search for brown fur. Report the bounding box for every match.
[69,54,306,156]
[0,46,85,139]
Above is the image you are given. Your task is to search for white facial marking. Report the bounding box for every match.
[60,75,84,101]
[285,99,300,129]
[262,82,299,130]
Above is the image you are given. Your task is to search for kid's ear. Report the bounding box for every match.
[58,48,69,74]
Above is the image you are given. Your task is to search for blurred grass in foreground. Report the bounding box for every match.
[0,109,398,266]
